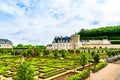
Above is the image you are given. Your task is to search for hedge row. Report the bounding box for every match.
[81,36,108,40]
[66,70,89,80]
[39,68,66,79]
[109,36,120,40]
[110,40,120,44]
[81,36,120,40]
[92,61,107,73]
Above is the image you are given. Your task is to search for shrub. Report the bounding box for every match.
[66,70,89,80]
[14,62,34,80]
[92,61,107,73]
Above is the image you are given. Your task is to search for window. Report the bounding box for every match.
[0,45,1,47]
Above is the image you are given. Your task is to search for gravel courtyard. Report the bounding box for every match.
[86,60,120,80]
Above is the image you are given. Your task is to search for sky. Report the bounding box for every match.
[0,0,120,45]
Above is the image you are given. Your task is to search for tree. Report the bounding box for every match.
[61,50,67,58]
[91,51,95,57]
[23,50,27,57]
[36,50,41,57]
[93,53,100,70]
[107,51,112,58]
[43,49,50,57]
[93,53,100,63]
[14,62,34,80]
[17,44,24,48]
[27,49,33,57]
[79,53,88,70]
[53,50,59,58]
[76,49,80,54]
[68,49,74,54]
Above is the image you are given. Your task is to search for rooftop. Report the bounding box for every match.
[53,36,71,43]
[0,39,13,44]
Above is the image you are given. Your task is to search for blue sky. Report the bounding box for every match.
[0,0,120,45]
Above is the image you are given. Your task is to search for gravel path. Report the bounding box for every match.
[86,63,120,80]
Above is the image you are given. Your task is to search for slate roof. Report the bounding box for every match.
[0,39,13,44]
[53,36,71,43]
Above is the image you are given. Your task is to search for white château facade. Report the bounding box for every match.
[47,34,120,50]
[47,34,82,50]
[0,39,13,48]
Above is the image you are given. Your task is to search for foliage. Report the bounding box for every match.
[43,49,50,57]
[76,49,80,54]
[91,51,95,56]
[110,40,120,44]
[68,49,74,54]
[66,70,89,80]
[93,53,100,63]
[14,62,34,80]
[14,44,46,49]
[79,53,88,69]
[107,51,112,57]
[92,61,107,73]
[61,51,67,58]
[78,26,120,40]
[53,50,59,58]
[81,36,108,40]
[23,50,27,57]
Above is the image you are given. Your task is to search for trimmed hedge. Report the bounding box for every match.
[110,40,120,44]
[92,61,107,73]
[81,36,108,40]
[39,68,66,79]
[66,70,89,80]
[39,67,56,73]
[109,36,120,40]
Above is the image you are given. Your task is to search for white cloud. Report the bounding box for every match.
[0,0,120,45]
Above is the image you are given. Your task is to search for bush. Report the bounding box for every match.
[92,61,107,73]
[14,62,34,80]
[66,70,89,80]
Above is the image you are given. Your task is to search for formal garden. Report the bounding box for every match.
[0,46,120,80]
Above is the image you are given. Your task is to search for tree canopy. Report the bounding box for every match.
[78,25,120,40]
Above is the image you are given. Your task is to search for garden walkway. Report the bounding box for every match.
[86,61,120,80]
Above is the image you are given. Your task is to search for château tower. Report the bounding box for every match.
[71,33,82,50]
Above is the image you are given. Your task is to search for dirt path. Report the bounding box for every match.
[86,63,120,80]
